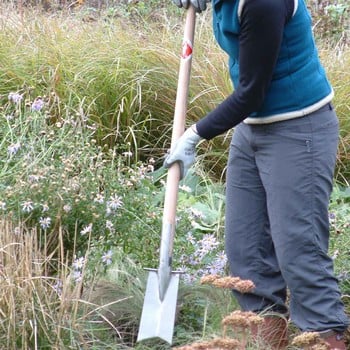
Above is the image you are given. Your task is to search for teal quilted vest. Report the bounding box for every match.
[212,0,333,123]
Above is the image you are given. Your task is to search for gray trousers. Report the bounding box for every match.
[225,103,349,332]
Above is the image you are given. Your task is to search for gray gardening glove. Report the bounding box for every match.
[172,0,210,13]
[164,126,202,179]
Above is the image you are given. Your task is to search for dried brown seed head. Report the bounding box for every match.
[292,332,323,347]
[172,337,241,350]
[200,275,255,293]
[222,310,264,329]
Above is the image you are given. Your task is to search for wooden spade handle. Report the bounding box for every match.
[160,6,196,265]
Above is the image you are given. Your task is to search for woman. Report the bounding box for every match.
[165,0,349,348]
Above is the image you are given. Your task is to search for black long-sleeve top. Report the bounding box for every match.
[196,0,295,140]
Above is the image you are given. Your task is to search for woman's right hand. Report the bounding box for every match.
[163,126,202,180]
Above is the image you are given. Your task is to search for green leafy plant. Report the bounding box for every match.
[329,186,350,294]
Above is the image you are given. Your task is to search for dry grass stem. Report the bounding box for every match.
[200,275,255,293]
[173,337,241,350]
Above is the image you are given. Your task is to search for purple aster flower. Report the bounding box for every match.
[8,92,23,104]
[102,250,113,265]
[31,98,44,112]
[8,142,21,156]
[39,217,51,230]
